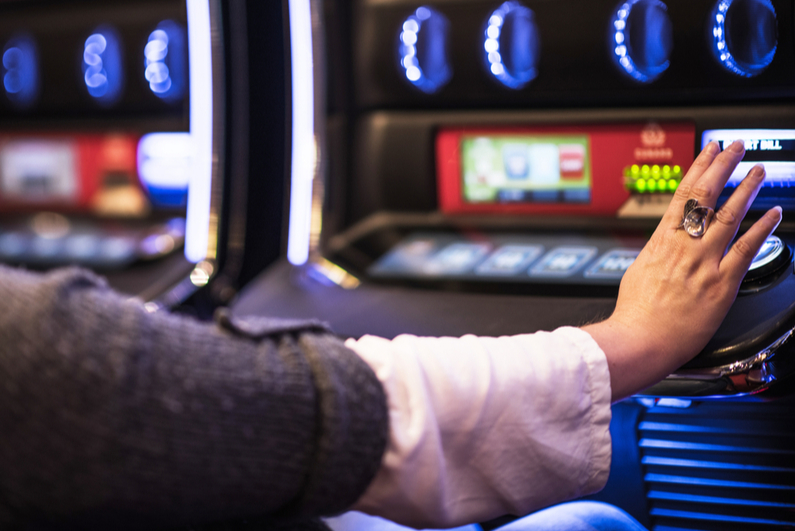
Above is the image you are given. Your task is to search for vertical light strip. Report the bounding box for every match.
[287,0,316,266]
[184,0,214,263]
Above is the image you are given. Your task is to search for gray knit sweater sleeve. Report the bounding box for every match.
[0,266,388,530]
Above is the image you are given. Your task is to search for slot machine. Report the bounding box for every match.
[0,0,243,305]
[230,0,795,528]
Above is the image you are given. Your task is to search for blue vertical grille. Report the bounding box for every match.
[639,399,795,531]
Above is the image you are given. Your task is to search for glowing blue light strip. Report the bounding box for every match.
[651,508,795,526]
[83,28,124,103]
[398,6,449,94]
[400,9,424,84]
[286,0,315,266]
[184,0,214,263]
[648,490,795,508]
[646,473,795,489]
[612,0,670,83]
[3,35,39,107]
[643,456,795,472]
[145,21,187,101]
[145,29,172,94]
[711,0,776,77]
[484,1,537,89]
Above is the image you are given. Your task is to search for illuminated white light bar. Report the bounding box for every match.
[184,0,213,263]
[702,129,795,186]
[286,0,315,266]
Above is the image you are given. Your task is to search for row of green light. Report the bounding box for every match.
[624,164,683,193]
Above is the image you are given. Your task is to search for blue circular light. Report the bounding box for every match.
[710,0,777,77]
[82,26,124,105]
[2,34,39,108]
[145,20,186,101]
[398,6,452,94]
[484,1,539,90]
[610,0,672,83]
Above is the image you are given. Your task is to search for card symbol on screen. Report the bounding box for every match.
[585,249,640,279]
[502,144,529,180]
[529,247,597,277]
[425,243,491,275]
[476,245,544,275]
[559,144,585,179]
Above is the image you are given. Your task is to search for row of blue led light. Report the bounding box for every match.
[1,21,186,109]
[400,0,778,93]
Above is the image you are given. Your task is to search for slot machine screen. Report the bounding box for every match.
[459,134,591,205]
[0,0,213,272]
[703,129,795,210]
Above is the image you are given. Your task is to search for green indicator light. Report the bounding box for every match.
[636,178,646,192]
[631,164,640,175]
[652,165,660,174]
[648,179,657,191]
[673,165,681,175]
[658,179,666,190]
[668,179,678,191]
[663,165,671,174]
[641,164,650,175]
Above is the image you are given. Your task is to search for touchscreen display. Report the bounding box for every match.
[702,129,795,210]
[702,129,795,187]
[461,135,591,205]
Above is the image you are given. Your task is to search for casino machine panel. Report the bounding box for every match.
[0,0,235,304]
[229,0,795,528]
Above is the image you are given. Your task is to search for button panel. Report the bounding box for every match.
[369,231,645,285]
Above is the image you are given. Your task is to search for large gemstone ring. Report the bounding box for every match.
[679,199,715,238]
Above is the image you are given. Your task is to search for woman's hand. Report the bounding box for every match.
[584,140,783,401]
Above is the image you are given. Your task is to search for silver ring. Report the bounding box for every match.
[679,199,715,238]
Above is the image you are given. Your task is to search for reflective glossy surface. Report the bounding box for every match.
[749,235,785,271]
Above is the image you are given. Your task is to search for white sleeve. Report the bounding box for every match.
[345,327,612,529]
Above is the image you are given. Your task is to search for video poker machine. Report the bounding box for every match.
[0,0,238,304]
[230,0,795,528]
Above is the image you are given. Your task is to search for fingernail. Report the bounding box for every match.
[750,163,766,179]
[767,206,783,233]
[729,140,745,154]
[705,142,719,155]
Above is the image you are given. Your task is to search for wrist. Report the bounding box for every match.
[582,316,668,402]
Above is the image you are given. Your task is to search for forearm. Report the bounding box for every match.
[346,328,612,528]
[0,267,387,529]
[582,317,674,402]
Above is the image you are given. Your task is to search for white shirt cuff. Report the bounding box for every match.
[345,327,612,529]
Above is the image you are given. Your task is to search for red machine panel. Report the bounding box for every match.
[437,122,696,216]
[0,134,144,216]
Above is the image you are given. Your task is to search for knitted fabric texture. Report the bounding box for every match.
[0,266,388,530]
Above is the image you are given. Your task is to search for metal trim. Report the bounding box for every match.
[639,325,795,398]
[671,328,791,379]
[151,0,226,308]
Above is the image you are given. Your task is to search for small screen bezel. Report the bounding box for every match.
[703,129,795,211]
[437,123,696,216]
